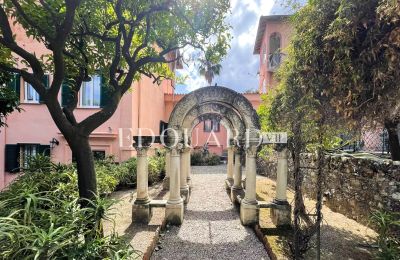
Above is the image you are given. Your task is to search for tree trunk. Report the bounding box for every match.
[70,136,97,201]
[384,120,400,161]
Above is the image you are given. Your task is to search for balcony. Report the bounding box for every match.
[268,52,284,72]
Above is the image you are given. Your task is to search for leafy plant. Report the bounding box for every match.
[370,211,400,260]
[191,151,221,166]
[0,156,139,259]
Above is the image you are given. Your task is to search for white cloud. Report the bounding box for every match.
[177,0,279,93]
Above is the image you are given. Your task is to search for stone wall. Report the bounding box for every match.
[257,152,400,227]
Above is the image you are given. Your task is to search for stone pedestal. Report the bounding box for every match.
[180,148,190,204]
[270,202,292,227]
[240,201,259,226]
[166,202,184,225]
[132,202,152,223]
[166,145,184,225]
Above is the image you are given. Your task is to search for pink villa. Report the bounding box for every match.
[253,14,292,93]
[0,22,261,190]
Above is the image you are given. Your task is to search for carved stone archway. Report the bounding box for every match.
[165,86,261,226]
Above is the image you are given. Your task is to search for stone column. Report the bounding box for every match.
[163,150,171,190]
[186,150,192,188]
[132,145,152,223]
[240,146,259,226]
[231,146,243,202]
[180,147,190,203]
[271,145,291,226]
[225,144,234,189]
[166,145,184,225]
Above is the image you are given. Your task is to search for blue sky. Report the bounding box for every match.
[174,0,304,94]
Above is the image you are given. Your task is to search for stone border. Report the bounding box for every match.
[142,218,167,260]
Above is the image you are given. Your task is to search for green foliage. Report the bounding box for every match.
[191,151,221,166]
[0,84,20,127]
[148,149,166,184]
[0,150,166,259]
[370,211,400,259]
[0,163,138,259]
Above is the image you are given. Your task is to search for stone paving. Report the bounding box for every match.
[151,165,269,260]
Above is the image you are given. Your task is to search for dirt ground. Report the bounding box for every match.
[257,177,378,260]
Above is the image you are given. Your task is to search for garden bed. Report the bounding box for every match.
[256,177,378,260]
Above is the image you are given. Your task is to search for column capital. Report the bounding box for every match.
[133,145,151,156]
[170,143,183,156]
[246,145,258,157]
[277,147,289,159]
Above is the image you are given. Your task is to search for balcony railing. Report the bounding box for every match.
[268,52,284,72]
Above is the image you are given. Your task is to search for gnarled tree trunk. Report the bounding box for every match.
[384,119,400,161]
[70,136,97,200]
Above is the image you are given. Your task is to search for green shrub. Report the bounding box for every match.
[0,150,168,259]
[148,150,166,185]
[191,151,221,166]
[205,153,221,165]
[370,211,400,260]
[0,164,138,259]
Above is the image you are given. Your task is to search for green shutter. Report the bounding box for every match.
[7,74,20,103]
[100,75,110,108]
[39,74,49,103]
[5,144,20,173]
[38,145,51,156]
[61,79,74,107]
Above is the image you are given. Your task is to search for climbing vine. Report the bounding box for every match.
[258,0,400,258]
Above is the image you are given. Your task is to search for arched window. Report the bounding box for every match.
[269,33,281,70]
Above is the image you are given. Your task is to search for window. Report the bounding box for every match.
[269,33,282,70]
[204,120,212,132]
[93,150,106,161]
[204,119,220,132]
[80,75,101,108]
[24,82,40,103]
[21,144,38,168]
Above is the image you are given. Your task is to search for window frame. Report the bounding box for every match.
[203,119,220,133]
[79,75,101,108]
[20,144,38,168]
[23,81,40,104]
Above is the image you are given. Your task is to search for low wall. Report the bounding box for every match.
[257,152,400,227]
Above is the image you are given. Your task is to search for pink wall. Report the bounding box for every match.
[0,21,174,190]
[191,123,228,155]
[258,20,292,93]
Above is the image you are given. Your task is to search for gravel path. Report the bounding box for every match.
[152,165,269,260]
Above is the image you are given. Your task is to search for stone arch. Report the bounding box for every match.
[181,103,247,141]
[168,86,260,144]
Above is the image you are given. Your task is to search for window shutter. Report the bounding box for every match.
[5,144,20,173]
[38,145,51,156]
[7,74,20,103]
[100,75,110,108]
[61,80,74,107]
[39,74,50,103]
